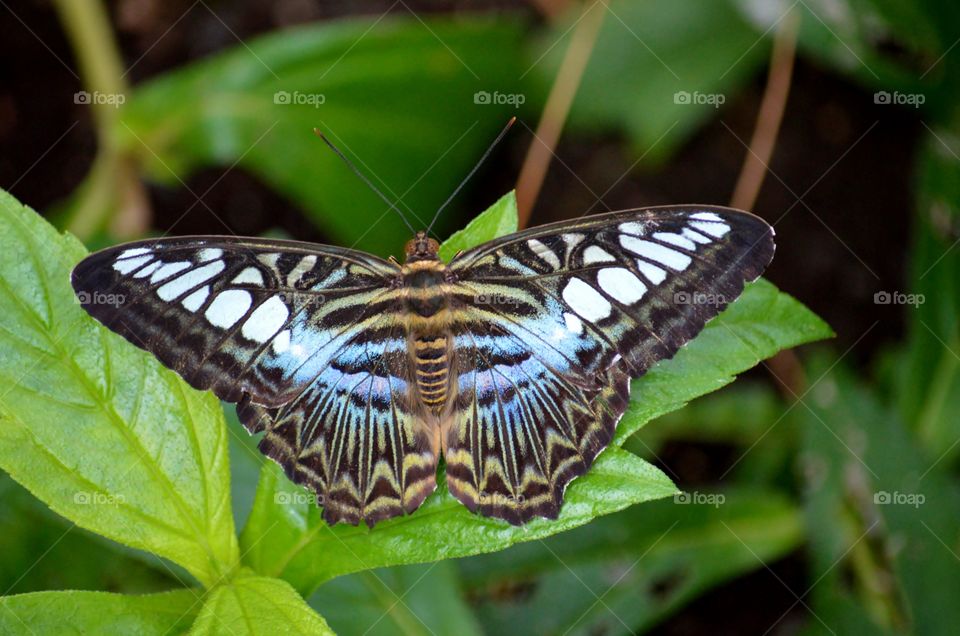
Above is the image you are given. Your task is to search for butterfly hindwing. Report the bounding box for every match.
[238,318,439,526]
[443,206,774,523]
[443,322,630,524]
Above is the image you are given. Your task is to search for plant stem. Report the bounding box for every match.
[515,0,605,228]
[53,0,150,239]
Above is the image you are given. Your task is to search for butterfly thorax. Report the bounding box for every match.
[401,232,453,414]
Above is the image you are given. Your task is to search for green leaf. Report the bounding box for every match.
[0,475,180,595]
[894,130,960,460]
[189,573,332,635]
[0,189,238,587]
[118,17,527,256]
[537,0,768,162]
[459,488,803,634]
[613,277,834,445]
[0,589,199,635]
[800,357,960,635]
[437,190,518,261]
[241,448,675,595]
[311,561,483,636]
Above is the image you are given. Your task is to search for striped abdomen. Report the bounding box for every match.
[414,335,449,413]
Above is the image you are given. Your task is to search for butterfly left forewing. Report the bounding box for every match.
[444,206,774,523]
[72,236,399,407]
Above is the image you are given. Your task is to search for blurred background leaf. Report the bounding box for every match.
[113,17,529,256]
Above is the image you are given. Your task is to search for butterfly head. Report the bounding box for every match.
[404,231,440,263]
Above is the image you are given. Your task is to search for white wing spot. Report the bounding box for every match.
[618,222,647,236]
[132,261,162,279]
[156,260,225,301]
[690,220,730,238]
[198,248,223,262]
[619,235,691,271]
[691,211,725,222]
[204,289,252,329]
[583,245,616,264]
[112,255,151,275]
[683,227,712,244]
[149,261,191,283]
[181,286,210,312]
[241,296,290,343]
[232,267,264,286]
[288,255,318,285]
[598,267,646,304]
[118,247,151,259]
[562,233,585,251]
[652,231,697,251]
[636,260,668,285]
[563,312,583,334]
[562,278,612,322]
[272,329,291,354]
[527,238,561,269]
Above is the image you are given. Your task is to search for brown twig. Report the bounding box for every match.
[729,11,799,211]
[515,1,605,228]
[728,11,803,400]
[526,0,574,21]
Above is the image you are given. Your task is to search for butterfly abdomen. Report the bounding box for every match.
[413,335,450,413]
[401,259,454,413]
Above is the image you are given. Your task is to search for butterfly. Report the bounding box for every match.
[71,205,773,526]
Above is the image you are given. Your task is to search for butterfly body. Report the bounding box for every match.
[72,205,774,526]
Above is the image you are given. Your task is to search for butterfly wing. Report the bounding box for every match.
[72,236,438,525]
[71,236,399,406]
[444,206,774,523]
[238,318,438,526]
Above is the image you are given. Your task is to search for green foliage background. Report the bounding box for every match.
[1,0,958,633]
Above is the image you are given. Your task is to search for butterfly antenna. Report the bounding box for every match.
[313,128,416,234]
[426,117,517,235]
